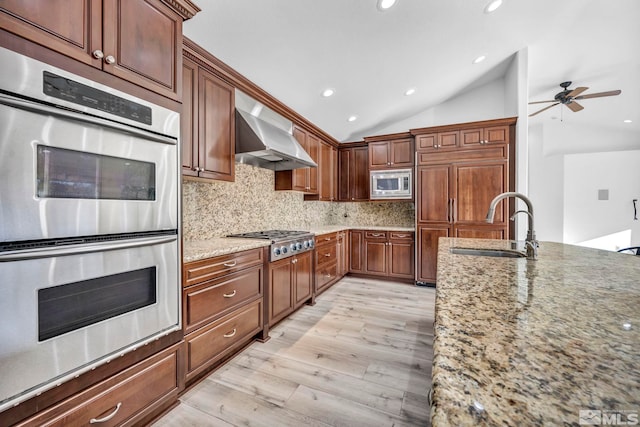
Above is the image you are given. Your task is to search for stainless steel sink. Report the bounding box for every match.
[450,247,526,258]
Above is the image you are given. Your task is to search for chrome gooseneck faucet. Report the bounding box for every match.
[486,192,538,260]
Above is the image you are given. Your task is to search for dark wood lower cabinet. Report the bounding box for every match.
[416,225,450,285]
[268,251,313,325]
[352,229,415,281]
[14,342,184,427]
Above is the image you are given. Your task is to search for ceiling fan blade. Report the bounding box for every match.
[574,90,622,100]
[528,99,557,105]
[529,102,560,117]
[566,86,588,98]
[566,101,584,112]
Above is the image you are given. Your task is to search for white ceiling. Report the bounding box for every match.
[184,0,640,143]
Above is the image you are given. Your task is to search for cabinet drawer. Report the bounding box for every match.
[316,243,337,267]
[316,262,338,291]
[18,344,181,427]
[364,231,388,240]
[186,300,262,378]
[184,265,262,334]
[389,231,414,241]
[183,248,263,288]
[316,232,338,246]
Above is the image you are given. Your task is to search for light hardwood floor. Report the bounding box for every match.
[153,276,435,427]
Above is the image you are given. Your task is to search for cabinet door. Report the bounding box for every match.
[389,239,414,279]
[349,230,364,273]
[416,225,450,284]
[338,148,351,201]
[364,238,388,276]
[198,68,235,181]
[319,141,332,201]
[293,252,312,307]
[181,57,198,177]
[307,133,320,194]
[103,0,181,100]
[268,259,293,324]
[485,126,509,144]
[369,141,390,168]
[460,128,483,147]
[417,165,451,223]
[389,139,414,167]
[0,0,103,68]
[291,126,309,191]
[331,146,338,201]
[416,134,437,151]
[453,161,507,224]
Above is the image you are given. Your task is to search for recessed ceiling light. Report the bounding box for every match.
[377,0,397,11]
[321,88,335,97]
[473,55,487,64]
[347,115,358,122]
[623,119,633,123]
[484,0,503,13]
[404,88,416,96]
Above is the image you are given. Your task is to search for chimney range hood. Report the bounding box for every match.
[235,109,317,171]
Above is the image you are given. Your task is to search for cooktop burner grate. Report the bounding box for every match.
[227,230,315,261]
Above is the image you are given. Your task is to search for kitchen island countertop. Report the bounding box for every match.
[432,237,640,426]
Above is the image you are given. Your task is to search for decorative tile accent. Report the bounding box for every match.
[182,163,414,241]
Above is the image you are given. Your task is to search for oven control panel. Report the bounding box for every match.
[271,237,314,262]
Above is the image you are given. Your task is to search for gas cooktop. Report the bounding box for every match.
[227,230,315,261]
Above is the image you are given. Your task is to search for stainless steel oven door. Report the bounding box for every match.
[0,234,180,411]
[0,94,178,243]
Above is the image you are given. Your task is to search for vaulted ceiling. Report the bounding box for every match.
[184,0,640,143]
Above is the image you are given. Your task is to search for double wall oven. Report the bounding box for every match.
[0,47,181,411]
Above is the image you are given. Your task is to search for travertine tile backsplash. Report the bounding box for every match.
[182,163,414,240]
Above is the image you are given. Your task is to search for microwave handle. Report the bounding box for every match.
[0,93,176,145]
[0,235,177,262]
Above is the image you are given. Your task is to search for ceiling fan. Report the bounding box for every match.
[529,81,621,117]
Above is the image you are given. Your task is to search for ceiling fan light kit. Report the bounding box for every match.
[528,81,621,117]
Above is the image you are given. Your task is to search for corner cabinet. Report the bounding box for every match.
[412,117,516,285]
[0,0,200,101]
[182,39,235,182]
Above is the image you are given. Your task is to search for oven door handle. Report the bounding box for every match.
[0,235,177,262]
[0,93,177,145]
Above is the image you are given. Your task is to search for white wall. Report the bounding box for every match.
[563,150,640,249]
[371,77,506,135]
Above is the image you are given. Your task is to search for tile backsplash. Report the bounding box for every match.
[182,163,414,241]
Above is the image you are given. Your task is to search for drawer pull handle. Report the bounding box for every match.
[224,328,237,338]
[325,237,331,241]
[90,402,122,424]
[395,234,409,238]
[370,233,384,237]
[223,290,237,298]
[324,253,331,257]
[223,260,237,267]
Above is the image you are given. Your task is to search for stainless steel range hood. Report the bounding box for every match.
[235,109,317,171]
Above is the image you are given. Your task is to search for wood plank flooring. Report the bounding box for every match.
[153,276,435,427]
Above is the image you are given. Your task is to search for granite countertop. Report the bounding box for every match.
[184,225,415,261]
[432,238,640,426]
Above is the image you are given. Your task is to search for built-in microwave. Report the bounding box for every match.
[370,169,413,200]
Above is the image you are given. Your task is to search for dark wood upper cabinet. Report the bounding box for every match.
[367,138,414,170]
[338,145,369,202]
[460,125,509,147]
[276,126,319,194]
[0,0,199,101]
[182,40,235,182]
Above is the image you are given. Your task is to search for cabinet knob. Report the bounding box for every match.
[92,50,104,59]
[104,55,116,64]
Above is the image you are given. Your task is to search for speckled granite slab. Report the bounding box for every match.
[305,225,414,235]
[432,238,640,426]
[183,238,270,262]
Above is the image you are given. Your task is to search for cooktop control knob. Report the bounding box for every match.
[281,246,288,254]
[303,241,309,249]
[308,239,314,248]
[274,247,281,256]
[295,242,302,250]
[289,243,296,252]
